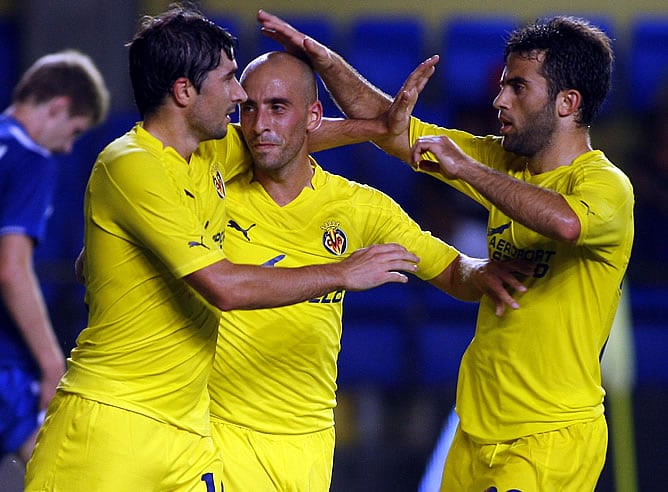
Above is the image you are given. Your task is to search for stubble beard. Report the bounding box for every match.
[502,101,556,157]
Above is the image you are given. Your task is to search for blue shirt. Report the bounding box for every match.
[0,114,57,370]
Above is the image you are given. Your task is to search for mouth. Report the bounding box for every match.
[251,135,282,150]
[498,114,513,134]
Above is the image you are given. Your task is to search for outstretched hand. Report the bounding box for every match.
[338,243,420,291]
[384,55,440,138]
[257,10,334,72]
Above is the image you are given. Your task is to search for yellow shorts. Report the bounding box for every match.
[211,418,334,492]
[25,391,223,492]
[441,416,608,491]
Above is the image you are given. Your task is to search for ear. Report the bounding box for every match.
[557,89,582,118]
[172,77,194,107]
[46,95,71,117]
[306,100,323,132]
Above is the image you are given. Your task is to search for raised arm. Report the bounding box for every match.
[309,77,425,159]
[258,9,391,118]
[259,9,438,161]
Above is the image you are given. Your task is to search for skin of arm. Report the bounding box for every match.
[258,9,433,161]
[412,136,581,243]
[430,255,531,317]
[77,244,419,313]
[0,234,65,409]
[184,243,419,312]
[309,60,438,161]
[259,10,580,244]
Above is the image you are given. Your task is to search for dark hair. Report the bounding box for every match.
[13,50,109,125]
[504,16,613,126]
[127,2,237,118]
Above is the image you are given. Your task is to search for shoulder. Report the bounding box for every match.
[575,151,633,191]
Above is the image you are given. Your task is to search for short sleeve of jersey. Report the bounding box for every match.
[357,184,459,281]
[558,151,634,254]
[0,126,56,243]
[87,135,223,278]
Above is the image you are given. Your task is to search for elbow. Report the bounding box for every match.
[209,291,246,312]
[555,216,581,244]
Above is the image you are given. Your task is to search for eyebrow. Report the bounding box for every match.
[501,76,529,86]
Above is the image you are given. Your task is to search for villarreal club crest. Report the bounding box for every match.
[321,220,347,256]
[212,170,225,199]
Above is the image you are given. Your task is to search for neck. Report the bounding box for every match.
[254,157,315,207]
[527,128,592,174]
[7,103,46,144]
[143,112,200,161]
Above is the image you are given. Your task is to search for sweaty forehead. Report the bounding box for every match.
[504,52,545,78]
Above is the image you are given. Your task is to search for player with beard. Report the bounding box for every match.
[258,12,634,491]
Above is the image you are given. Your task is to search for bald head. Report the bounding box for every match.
[240,51,318,104]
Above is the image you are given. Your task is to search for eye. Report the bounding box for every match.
[511,82,525,94]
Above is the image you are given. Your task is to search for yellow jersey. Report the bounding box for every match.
[410,117,635,442]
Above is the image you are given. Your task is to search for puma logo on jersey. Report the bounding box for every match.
[188,237,209,249]
[580,200,595,215]
[227,220,256,241]
[262,254,286,267]
[488,222,511,236]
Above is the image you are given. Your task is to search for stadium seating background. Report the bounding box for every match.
[1,1,666,490]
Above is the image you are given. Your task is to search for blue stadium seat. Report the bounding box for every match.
[351,142,420,215]
[343,281,422,325]
[337,320,406,388]
[343,16,427,97]
[439,15,519,117]
[0,16,19,108]
[311,144,359,180]
[627,16,668,113]
[414,323,473,386]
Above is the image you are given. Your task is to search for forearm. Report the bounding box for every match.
[319,51,393,119]
[0,269,64,373]
[456,162,580,242]
[429,256,482,302]
[309,117,384,153]
[187,260,345,312]
[188,244,417,311]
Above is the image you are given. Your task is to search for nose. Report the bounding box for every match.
[252,107,271,134]
[232,78,247,104]
[493,87,508,110]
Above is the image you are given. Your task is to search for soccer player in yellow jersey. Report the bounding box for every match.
[209,51,531,492]
[259,12,634,491]
[23,5,426,492]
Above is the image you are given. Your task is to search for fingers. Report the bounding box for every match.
[386,89,416,136]
[488,264,530,316]
[257,10,306,52]
[401,55,439,94]
[415,160,440,173]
